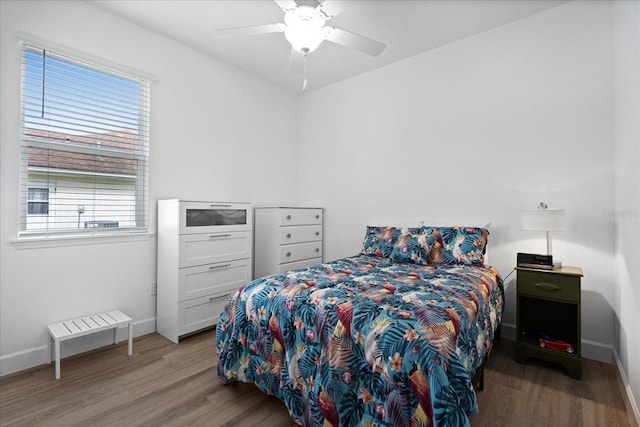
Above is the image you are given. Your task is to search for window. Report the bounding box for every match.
[27,187,49,215]
[19,43,150,236]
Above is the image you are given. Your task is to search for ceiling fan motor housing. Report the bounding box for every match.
[284,5,328,54]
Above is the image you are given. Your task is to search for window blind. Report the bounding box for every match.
[19,43,150,236]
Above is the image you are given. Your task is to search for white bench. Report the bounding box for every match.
[46,310,132,379]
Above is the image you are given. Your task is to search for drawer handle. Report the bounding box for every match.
[315,248,320,252]
[209,234,231,238]
[315,231,320,236]
[209,293,231,302]
[210,204,232,207]
[209,264,231,270]
[315,214,320,219]
[534,282,562,292]
[286,252,292,257]
[286,233,292,238]
[286,215,292,220]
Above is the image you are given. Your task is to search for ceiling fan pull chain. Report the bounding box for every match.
[302,53,308,91]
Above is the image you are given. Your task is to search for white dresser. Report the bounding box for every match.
[157,200,252,343]
[254,207,323,278]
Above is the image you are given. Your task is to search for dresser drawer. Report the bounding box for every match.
[178,201,252,234]
[178,292,232,336]
[279,225,322,245]
[179,231,251,268]
[280,241,322,263]
[279,257,323,273]
[279,208,322,226]
[178,259,251,302]
[518,270,580,303]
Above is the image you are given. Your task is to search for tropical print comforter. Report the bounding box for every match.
[216,255,503,427]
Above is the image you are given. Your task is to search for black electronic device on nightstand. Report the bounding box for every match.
[517,252,553,269]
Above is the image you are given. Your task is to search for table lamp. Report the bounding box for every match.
[521,202,565,258]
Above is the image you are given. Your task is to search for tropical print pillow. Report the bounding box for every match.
[389,227,432,265]
[422,226,489,265]
[361,226,400,258]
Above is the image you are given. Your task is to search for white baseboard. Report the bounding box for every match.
[613,346,640,426]
[581,338,614,364]
[0,317,156,377]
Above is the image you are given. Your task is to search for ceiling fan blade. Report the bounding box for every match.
[287,48,305,75]
[317,0,360,19]
[274,0,298,13]
[324,27,386,56]
[211,23,285,39]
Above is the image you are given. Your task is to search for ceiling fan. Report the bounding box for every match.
[211,0,386,87]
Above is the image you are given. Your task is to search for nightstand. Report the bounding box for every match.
[515,266,583,379]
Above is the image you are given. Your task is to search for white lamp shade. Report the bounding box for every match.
[284,26,325,53]
[284,6,326,53]
[521,208,565,231]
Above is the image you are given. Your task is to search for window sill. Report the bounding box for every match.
[12,231,154,250]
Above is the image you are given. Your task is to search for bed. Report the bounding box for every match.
[216,225,504,427]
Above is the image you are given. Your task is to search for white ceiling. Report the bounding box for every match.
[88,0,569,94]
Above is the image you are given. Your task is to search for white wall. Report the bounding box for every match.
[613,0,640,421]
[0,0,299,375]
[299,0,615,361]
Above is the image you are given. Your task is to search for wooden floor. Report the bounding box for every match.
[0,330,636,427]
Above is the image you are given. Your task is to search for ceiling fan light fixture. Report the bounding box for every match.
[284,6,326,54]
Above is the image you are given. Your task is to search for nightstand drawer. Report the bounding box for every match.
[518,270,580,303]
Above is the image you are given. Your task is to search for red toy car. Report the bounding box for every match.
[539,338,574,353]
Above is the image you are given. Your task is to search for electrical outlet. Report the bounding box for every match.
[150,282,157,296]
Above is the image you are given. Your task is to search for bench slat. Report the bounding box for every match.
[69,320,90,332]
[89,315,110,328]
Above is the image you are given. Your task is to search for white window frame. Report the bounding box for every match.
[17,40,151,242]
